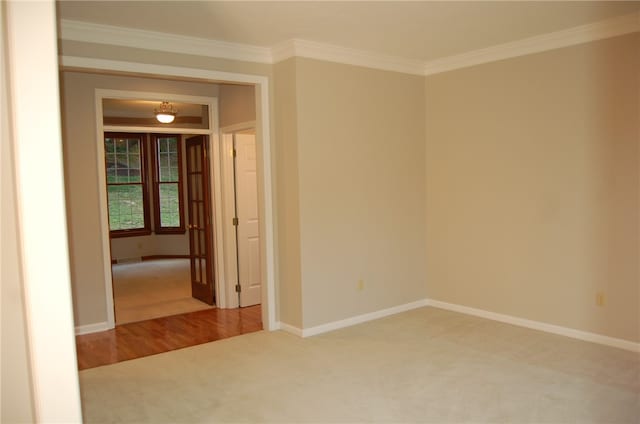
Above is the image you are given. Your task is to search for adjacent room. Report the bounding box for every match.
[60,70,265,368]
[2,1,638,422]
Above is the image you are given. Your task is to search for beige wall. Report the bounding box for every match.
[59,33,638,342]
[219,84,256,128]
[425,33,640,342]
[1,7,35,416]
[295,58,427,327]
[274,58,303,327]
[60,71,221,326]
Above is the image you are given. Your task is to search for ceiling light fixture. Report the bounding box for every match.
[154,101,177,123]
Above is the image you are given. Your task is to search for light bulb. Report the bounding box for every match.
[156,113,175,124]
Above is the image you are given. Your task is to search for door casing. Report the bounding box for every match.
[70,57,277,332]
[91,88,268,330]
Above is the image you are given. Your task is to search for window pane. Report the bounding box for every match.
[107,138,142,183]
[158,145,179,183]
[168,138,178,153]
[107,184,145,230]
[128,139,140,153]
[159,183,180,227]
[115,139,127,153]
[105,139,115,153]
[169,154,179,168]
[115,153,128,169]
[159,153,169,168]
[129,153,140,169]
[159,139,168,153]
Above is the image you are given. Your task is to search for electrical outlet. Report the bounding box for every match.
[596,292,605,307]
[357,279,364,291]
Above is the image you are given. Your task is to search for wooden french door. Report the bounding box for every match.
[185,135,215,305]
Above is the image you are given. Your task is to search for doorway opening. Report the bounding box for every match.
[220,124,262,309]
[59,60,276,332]
[101,95,222,325]
[103,127,218,324]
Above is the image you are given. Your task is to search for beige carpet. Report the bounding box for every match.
[112,259,213,324]
[79,306,639,423]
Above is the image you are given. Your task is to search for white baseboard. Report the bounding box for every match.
[301,299,429,338]
[277,322,304,337]
[75,321,111,335]
[426,299,640,353]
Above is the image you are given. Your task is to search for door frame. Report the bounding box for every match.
[220,121,256,308]
[65,57,276,332]
[94,90,228,314]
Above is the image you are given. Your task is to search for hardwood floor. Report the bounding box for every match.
[75,305,262,370]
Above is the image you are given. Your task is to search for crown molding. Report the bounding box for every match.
[61,12,640,77]
[60,19,272,64]
[424,11,640,76]
[272,39,426,76]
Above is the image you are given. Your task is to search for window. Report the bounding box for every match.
[151,134,185,233]
[104,133,185,237]
[104,133,151,237]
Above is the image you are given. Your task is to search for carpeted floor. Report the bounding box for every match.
[79,306,639,423]
[112,259,213,324]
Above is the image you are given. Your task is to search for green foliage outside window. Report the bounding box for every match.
[105,136,146,231]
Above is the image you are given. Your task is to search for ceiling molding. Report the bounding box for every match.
[60,12,640,77]
[272,39,426,76]
[424,11,640,76]
[60,19,273,64]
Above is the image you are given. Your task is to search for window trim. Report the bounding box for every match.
[104,132,152,238]
[151,134,186,234]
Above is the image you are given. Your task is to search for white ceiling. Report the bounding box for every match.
[57,1,640,62]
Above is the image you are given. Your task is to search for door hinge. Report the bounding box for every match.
[232,217,239,226]
[232,148,237,157]
[235,284,241,293]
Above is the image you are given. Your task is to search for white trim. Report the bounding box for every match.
[61,56,278,332]
[424,11,640,75]
[277,322,304,337]
[75,322,111,335]
[272,39,426,76]
[60,19,272,64]
[60,12,640,77]
[426,299,640,353]
[220,133,238,309]
[60,56,265,86]
[302,300,429,338]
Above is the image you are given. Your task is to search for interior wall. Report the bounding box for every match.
[1,2,35,416]
[425,33,640,342]
[274,58,303,327]
[219,84,256,128]
[60,70,220,326]
[295,58,427,328]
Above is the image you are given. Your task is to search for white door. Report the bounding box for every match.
[234,133,261,306]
